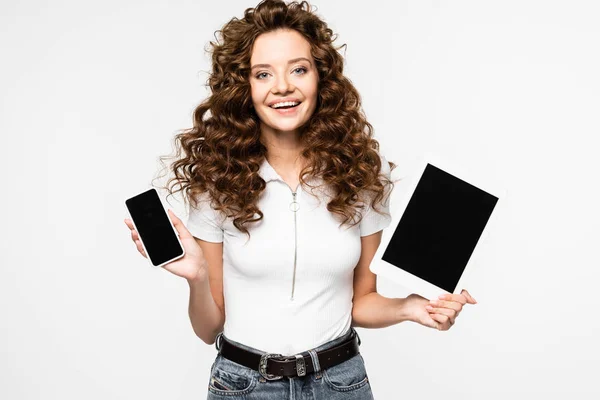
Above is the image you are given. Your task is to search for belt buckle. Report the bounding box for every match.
[259,353,285,381]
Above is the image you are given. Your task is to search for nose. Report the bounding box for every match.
[272,72,294,94]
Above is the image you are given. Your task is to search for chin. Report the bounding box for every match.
[268,120,306,132]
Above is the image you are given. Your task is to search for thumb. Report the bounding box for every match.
[461,289,477,304]
[168,209,192,240]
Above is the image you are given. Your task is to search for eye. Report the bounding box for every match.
[293,67,307,75]
[255,67,307,80]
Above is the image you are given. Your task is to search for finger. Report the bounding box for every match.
[124,218,135,230]
[429,299,463,312]
[425,306,456,325]
[461,289,477,304]
[438,293,467,305]
[124,219,142,243]
[429,313,452,330]
[421,313,441,330]
[134,239,147,258]
[167,209,193,240]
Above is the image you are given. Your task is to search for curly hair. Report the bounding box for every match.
[153,0,397,240]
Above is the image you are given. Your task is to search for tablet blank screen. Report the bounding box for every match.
[382,163,498,293]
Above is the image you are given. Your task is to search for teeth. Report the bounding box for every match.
[271,101,300,109]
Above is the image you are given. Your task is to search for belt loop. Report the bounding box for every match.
[352,327,361,346]
[307,349,321,373]
[215,332,224,352]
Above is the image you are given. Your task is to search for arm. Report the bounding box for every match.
[187,237,226,344]
[351,231,414,328]
[351,231,477,330]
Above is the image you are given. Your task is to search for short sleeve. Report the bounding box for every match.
[359,152,393,237]
[186,192,224,243]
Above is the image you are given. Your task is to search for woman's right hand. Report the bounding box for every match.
[124,209,208,282]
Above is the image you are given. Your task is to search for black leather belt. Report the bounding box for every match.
[217,330,361,380]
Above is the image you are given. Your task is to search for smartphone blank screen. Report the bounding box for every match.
[125,189,184,266]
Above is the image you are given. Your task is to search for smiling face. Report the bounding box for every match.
[249,29,319,135]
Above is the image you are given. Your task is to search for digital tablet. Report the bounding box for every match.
[370,152,505,300]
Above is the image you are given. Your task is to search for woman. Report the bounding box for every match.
[124,0,476,398]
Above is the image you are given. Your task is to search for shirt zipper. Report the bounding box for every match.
[289,189,299,301]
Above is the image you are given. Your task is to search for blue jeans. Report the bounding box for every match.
[206,327,375,399]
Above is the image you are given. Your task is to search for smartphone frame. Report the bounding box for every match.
[124,188,185,268]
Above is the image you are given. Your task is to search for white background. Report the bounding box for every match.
[1,0,599,398]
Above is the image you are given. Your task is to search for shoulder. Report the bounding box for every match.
[375,150,391,178]
[186,191,226,243]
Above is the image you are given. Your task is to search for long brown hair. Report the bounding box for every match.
[153,0,397,240]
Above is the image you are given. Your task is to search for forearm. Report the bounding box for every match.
[187,274,225,345]
[351,292,413,329]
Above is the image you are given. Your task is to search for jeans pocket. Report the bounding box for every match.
[208,356,257,396]
[323,353,370,392]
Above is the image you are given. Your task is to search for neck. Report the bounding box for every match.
[260,124,306,170]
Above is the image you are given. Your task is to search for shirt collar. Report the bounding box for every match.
[258,157,322,186]
[258,157,283,183]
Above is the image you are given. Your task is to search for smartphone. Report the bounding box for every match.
[125,188,185,267]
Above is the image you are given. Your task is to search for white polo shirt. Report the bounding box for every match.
[186,152,392,356]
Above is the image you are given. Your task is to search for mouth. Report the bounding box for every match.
[269,101,302,115]
[269,101,302,110]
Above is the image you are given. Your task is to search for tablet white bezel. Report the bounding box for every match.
[370,151,506,300]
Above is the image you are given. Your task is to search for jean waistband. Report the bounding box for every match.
[215,327,361,356]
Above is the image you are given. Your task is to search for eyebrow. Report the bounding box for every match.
[250,57,312,71]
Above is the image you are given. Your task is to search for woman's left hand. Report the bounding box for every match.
[404,289,477,331]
